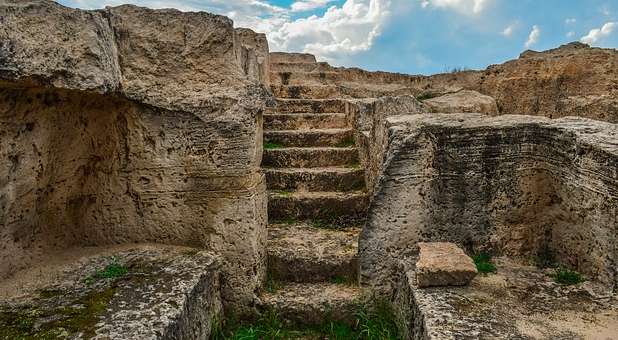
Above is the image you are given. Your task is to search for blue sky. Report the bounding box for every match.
[58,0,618,75]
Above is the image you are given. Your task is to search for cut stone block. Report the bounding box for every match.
[415,242,477,288]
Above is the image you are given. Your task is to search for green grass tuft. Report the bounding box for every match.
[264,141,285,150]
[336,137,355,148]
[473,252,497,274]
[552,268,585,285]
[216,299,399,339]
[84,257,128,285]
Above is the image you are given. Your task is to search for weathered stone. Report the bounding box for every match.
[394,258,618,340]
[0,0,270,313]
[260,282,360,327]
[268,191,368,222]
[360,113,618,295]
[0,245,221,340]
[415,242,477,288]
[268,224,359,283]
[422,90,498,115]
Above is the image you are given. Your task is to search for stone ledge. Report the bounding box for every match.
[0,244,221,340]
[395,258,618,339]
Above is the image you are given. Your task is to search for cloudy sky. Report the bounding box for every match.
[58,0,618,75]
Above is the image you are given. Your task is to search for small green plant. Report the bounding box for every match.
[218,300,400,339]
[265,273,283,294]
[264,141,285,150]
[274,190,293,197]
[356,299,399,340]
[473,252,497,274]
[336,137,355,148]
[552,268,584,285]
[329,275,356,286]
[84,257,128,285]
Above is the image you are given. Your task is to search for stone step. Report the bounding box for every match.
[265,167,365,192]
[260,282,361,327]
[269,62,332,74]
[268,224,359,283]
[270,71,341,86]
[264,128,354,147]
[271,84,342,99]
[268,191,368,222]
[264,113,348,130]
[266,98,347,114]
[262,147,359,168]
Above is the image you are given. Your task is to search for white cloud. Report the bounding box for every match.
[419,0,491,14]
[565,18,576,25]
[566,31,575,38]
[268,0,391,60]
[581,22,617,45]
[501,23,515,37]
[291,0,334,12]
[525,25,540,49]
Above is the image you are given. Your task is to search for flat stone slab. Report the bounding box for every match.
[415,242,477,288]
[396,258,618,339]
[268,224,359,283]
[260,282,360,327]
[0,244,221,340]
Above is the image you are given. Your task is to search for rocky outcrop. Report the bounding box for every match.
[476,43,618,122]
[423,42,618,122]
[271,43,618,123]
[359,114,618,294]
[0,0,270,312]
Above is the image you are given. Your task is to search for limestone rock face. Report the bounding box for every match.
[0,0,270,312]
[359,114,618,294]
[422,42,618,122]
[422,90,498,115]
[476,43,618,122]
[415,242,477,288]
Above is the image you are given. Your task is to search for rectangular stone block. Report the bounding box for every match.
[415,242,477,288]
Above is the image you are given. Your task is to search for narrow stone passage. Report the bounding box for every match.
[259,56,369,328]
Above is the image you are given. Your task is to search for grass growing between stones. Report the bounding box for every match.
[336,137,355,148]
[552,268,585,285]
[214,300,399,340]
[265,142,285,150]
[473,253,497,274]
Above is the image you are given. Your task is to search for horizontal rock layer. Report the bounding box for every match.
[360,114,618,294]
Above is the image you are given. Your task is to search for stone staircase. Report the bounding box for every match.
[260,58,368,327]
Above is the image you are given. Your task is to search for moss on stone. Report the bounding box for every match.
[0,286,117,339]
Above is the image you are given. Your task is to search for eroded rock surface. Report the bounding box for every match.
[0,0,269,311]
[359,114,618,295]
[0,245,221,340]
[394,258,618,339]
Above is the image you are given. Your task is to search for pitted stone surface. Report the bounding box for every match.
[0,0,270,311]
[0,245,221,340]
[360,113,618,294]
[394,258,618,340]
[268,224,359,283]
[415,242,477,288]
